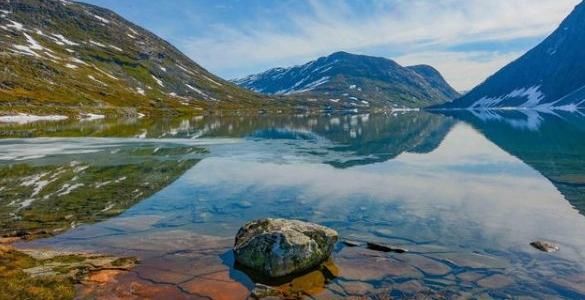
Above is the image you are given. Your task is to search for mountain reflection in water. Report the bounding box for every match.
[5,111,585,298]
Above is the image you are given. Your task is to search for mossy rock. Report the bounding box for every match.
[234,218,338,278]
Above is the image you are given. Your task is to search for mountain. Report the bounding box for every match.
[233,51,459,109]
[441,110,585,216]
[0,0,270,116]
[438,2,585,110]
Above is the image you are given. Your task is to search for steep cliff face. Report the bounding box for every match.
[439,2,585,110]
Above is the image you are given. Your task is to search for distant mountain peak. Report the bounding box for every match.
[233,51,459,108]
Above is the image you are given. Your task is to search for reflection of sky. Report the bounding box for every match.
[23,121,585,273]
[169,123,585,263]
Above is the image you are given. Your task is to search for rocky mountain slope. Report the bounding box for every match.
[438,1,585,110]
[0,0,270,116]
[233,51,459,109]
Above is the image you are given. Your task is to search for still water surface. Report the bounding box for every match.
[2,111,585,298]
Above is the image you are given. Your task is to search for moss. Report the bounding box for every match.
[0,246,76,300]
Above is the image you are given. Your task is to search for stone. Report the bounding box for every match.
[477,274,514,289]
[179,270,249,300]
[399,254,451,276]
[335,247,421,281]
[234,218,338,278]
[530,241,560,253]
[366,241,408,253]
[342,240,362,247]
[250,284,282,299]
[339,280,374,296]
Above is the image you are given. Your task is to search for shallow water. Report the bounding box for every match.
[3,111,585,298]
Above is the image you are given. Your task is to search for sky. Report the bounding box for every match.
[79,0,580,91]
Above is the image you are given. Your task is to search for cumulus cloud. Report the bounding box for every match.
[181,0,579,90]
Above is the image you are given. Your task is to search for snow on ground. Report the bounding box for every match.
[51,33,79,46]
[128,27,139,36]
[24,32,42,49]
[203,75,223,86]
[285,76,330,95]
[471,86,545,109]
[109,44,123,52]
[160,66,167,72]
[0,114,68,124]
[65,63,78,69]
[44,51,61,60]
[87,75,107,86]
[70,57,87,65]
[13,32,45,57]
[94,15,110,24]
[177,64,196,76]
[89,40,106,47]
[136,87,145,95]
[186,84,206,96]
[6,19,24,31]
[152,75,164,87]
[93,66,118,80]
[186,84,217,101]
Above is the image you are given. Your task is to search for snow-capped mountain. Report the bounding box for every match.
[0,0,267,115]
[438,1,585,111]
[233,51,459,108]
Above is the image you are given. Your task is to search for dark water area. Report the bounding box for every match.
[2,111,585,298]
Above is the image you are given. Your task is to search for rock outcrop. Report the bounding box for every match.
[234,218,338,278]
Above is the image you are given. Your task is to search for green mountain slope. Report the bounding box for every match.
[0,0,271,116]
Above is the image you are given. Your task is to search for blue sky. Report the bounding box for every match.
[80,0,580,90]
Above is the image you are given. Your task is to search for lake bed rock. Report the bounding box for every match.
[366,241,408,253]
[530,240,560,253]
[234,218,338,278]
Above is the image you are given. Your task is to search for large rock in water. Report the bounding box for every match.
[233,218,338,278]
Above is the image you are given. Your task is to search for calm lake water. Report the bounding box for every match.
[2,111,585,299]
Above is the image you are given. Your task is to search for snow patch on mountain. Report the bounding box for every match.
[151,75,164,87]
[470,86,545,109]
[94,14,110,24]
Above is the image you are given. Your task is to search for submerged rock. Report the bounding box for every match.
[342,240,362,247]
[530,240,560,253]
[366,241,408,253]
[233,218,338,278]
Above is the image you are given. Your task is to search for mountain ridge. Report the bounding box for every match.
[233,51,459,109]
[0,0,276,116]
[437,1,585,110]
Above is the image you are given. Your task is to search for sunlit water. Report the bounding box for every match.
[2,111,585,298]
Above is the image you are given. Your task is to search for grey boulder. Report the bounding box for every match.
[233,218,338,278]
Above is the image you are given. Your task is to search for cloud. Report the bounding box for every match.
[394,51,524,91]
[181,0,580,90]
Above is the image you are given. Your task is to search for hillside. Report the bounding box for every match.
[233,51,459,109]
[0,0,271,116]
[438,2,585,110]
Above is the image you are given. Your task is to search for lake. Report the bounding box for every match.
[2,111,585,299]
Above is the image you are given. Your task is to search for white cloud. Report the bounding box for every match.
[181,0,580,90]
[394,51,524,91]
